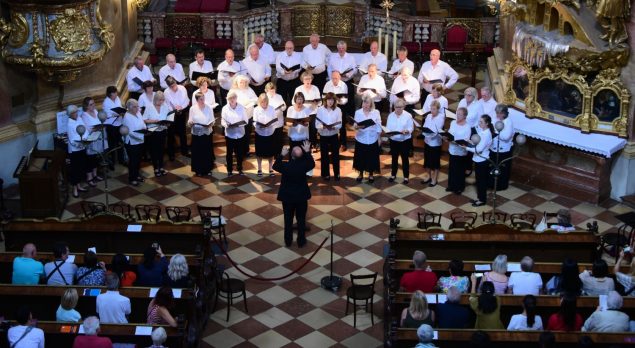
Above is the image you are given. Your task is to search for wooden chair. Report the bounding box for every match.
[212,270,247,321]
[135,204,162,222]
[109,202,132,219]
[482,211,508,223]
[510,213,537,230]
[80,201,106,219]
[449,211,477,229]
[197,205,227,246]
[345,272,378,327]
[417,210,442,229]
[598,224,634,261]
[166,206,192,222]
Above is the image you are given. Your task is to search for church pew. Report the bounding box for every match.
[389,223,599,263]
[0,321,185,348]
[391,328,635,348]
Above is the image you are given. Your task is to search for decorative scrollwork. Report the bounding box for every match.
[8,13,29,48]
[49,8,92,53]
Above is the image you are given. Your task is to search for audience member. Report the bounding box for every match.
[12,243,44,285]
[147,286,178,327]
[96,273,131,324]
[110,253,136,287]
[580,259,615,295]
[436,286,469,328]
[539,331,556,348]
[550,208,575,232]
[582,291,630,332]
[468,331,490,348]
[437,259,469,293]
[614,249,635,294]
[399,250,438,293]
[137,246,169,287]
[8,306,45,348]
[546,292,583,331]
[547,258,582,296]
[165,253,190,288]
[480,254,508,294]
[507,294,543,330]
[414,324,437,348]
[56,288,81,322]
[400,290,435,328]
[507,256,543,295]
[469,279,503,329]
[75,251,107,286]
[44,242,77,285]
[72,316,113,348]
[149,327,168,348]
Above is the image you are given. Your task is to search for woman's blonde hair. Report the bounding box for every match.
[257,93,269,106]
[196,76,212,88]
[300,71,314,82]
[408,290,430,320]
[61,288,79,310]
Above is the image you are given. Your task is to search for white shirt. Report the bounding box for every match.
[390,76,420,105]
[386,111,414,142]
[143,102,170,124]
[221,103,249,139]
[103,96,123,119]
[44,259,77,285]
[266,93,286,128]
[467,127,492,161]
[122,112,146,145]
[357,74,387,102]
[242,55,271,85]
[316,106,342,137]
[354,108,382,144]
[294,85,322,111]
[96,290,131,324]
[302,43,331,75]
[479,97,498,118]
[423,112,446,146]
[164,85,189,111]
[448,120,470,156]
[67,118,86,153]
[490,117,514,152]
[258,42,276,66]
[192,88,217,110]
[137,91,155,110]
[81,111,108,155]
[458,98,484,128]
[188,60,214,86]
[217,60,243,90]
[126,65,154,92]
[508,271,543,295]
[422,95,449,114]
[417,60,459,92]
[254,105,277,136]
[287,106,310,141]
[234,87,258,119]
[276,51,303,80]
[323,81,349,106]
[360,51,388,72]
[388,58,415,78]
[7,325,45,348]
[159,63,186,89]
[507,314,543,330]
[189,103,214,136]
[328,52,357,82]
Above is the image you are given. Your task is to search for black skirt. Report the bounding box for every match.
[353,140,380,172]
[423,144,441,169]
[273,127,284,155]
[255,133,276,157]
[68,150,88,185]
[191,134,213,175]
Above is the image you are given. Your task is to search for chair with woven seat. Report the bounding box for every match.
[599,224,634,261]
[197,205,227,246]
[110,202,132,219]
[345,272,378,327]
[81,201,106,219]
[449,211,477,229]
[166,206,192,222]
[510,213,537,230]
[135,204,162,222]
[482,211,508,223]
[417,210,442,229]
[212,270,247,321]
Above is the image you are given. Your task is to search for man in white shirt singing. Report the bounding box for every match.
[164,76,191,159]
[388,46,415,80]
[158,53,186,90]
[188,49,214,87]
[302,33,331,91]
[254,33,276,66]
[417,49,458,100]
[390,67,421,114]
[357,63,387,109]
[242,44,271,97]
[328,41,357,130]
[360,41,388,73]
[217,49,242,107]
[479,86,498,118]
[276,40,303,106]
[126,56,155,100]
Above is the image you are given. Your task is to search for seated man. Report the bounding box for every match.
[96,273,131,324]
[400,250,438,293]
[436,286,469,328]
[582,291,630,332]
[44,242,77,285]
[72,316,113,348]
[150,327,168,348]
[12,243,44,285]
[507,256,543,295]
[414,324,437,348]
[8,306,45,348]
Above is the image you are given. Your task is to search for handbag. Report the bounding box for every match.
[535,212,548,233]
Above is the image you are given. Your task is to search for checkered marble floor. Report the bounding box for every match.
[7,68,633,347]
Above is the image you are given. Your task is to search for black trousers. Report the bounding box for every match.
[390,139,410,178]
[225,136,245,172]
[277,78,301,107]
[308,115,318,145]
[312,71,328,92]
[219,87,229,108]
[125,143,143,182]
[474,160,490,203]
[404,104,416,150]
[167,110,189,158]
[319,134,340,177]
[106,125,124,164]
[147,131,166,170]
[68,150,88,185]
[489,150,512,190]
[282,201,308,246]
[251,83,266,98]
[420,89,430,107]
[447,154,468,192]
[243,119,253,156]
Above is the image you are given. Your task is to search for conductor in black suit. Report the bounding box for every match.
[274,140,315,248]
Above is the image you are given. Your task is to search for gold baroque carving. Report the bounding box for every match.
[291,5,323,37]
[49,8,92,53]
[8,12,28,48]
[324,5,354,37]
[444,19,482,45]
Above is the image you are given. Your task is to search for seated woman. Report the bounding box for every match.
[469,278,503,329]
[579,259,614,295]
[582,291,630,332]
[109,253,136,287]
[547,258,582,296]
[507,294,543,330]
[56,288,81,322]
[614,249,635,294]
[546,292,583,331]
[136,246,168,287]
[549,208,576,232]
[75,251,106,286]
[437,259,469,293]
[480,254,508,294]
[165,253,190,288]
[147,286,178,327]
[400,290,435,328]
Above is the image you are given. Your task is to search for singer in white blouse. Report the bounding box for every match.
[445,107,471,194]
[188,92,215,177]
[66,105,89,198]
[386,99,414,184]
[80,97,106,187]
[353,95,382,183]
[316,93,342,180]
[232,75,258,157]
[422,100,446,187]
[489,104,515,191]
[191,77,217,110]
[294,72,322,147]
[287,92,310,150]
[422,83,449,114]
[464,115,494,207]
[253,94,277,176]
[122,99,147,186]
[142,91,170,177]
[221,91,249,176]
[265,83,287,156]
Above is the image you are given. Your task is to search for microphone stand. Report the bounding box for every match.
[321,220,342,292]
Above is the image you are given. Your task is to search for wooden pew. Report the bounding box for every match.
[0,321,185,348]
[392,328,635,348]
[389,223,599,263]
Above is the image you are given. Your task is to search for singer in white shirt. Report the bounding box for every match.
[242,44,271,96]
[217,49,243,105]
[276,41,303,106]
[422,100,446,187]
[66,105,89,198]
[137,81,156,110]
[316,93,342,180]
[164,76,190,158]
[489,104,514,191]
[445,107,471,194]
[188,92,215,177]
[422,83,449,114]
[390,67,421,113]
[353,95,382,183]
[479,86,498,118]
[222,91,249,175]
[254,34,276,66]
[388,46,415,80]
[287,92,310,149]
[464,115,494,207]
[302,34,331,90]
[159,53,187,89]
[458,87,484,129]
[142,91,170,177]
[360,41,388,73]
[294,72,322,146]
[417,49,459,94]
[323,71,350,150]
[265,83,287,156]
[357,64,387,103]
[253,94,278,176]
[188,49,214,87]
[191,77,217,110]
[386,99,414,184]
[126,56,155,95]
[122,99,146,186]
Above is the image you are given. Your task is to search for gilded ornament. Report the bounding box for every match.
[8,13,28,48]
[49,8,92,53]
[0,19,11,48]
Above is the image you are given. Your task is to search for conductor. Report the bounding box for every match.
[274,141,315,248]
